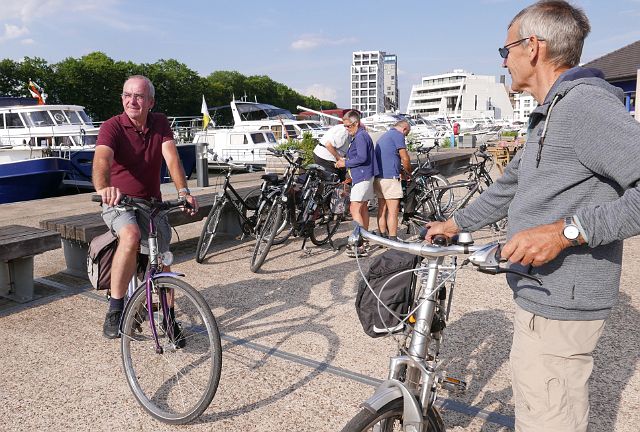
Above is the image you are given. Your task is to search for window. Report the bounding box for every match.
[0,114,4,129]
[284,125,297,138]
[266,133,277,143]
[230,134,246,145]
[250,132,266,143]
[6,113,24,128]
[22,110,55,127]
[270,125,283,140]
[65,110,83,125]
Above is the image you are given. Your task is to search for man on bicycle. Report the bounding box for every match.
[426,1,640,431]
[93,75,198,339]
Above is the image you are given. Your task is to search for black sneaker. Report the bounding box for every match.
[162,317,186,349]
[103,310,122,339]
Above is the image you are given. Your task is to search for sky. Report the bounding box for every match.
[1,0,639,112]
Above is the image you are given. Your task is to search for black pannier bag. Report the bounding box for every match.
[402,180,420,215]
[355,249,421,338]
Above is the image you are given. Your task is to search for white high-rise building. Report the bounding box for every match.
[513,92,538,123]
[351,51,396,117]
[406,69,513,121]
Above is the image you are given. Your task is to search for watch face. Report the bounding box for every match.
[564,225,580,240]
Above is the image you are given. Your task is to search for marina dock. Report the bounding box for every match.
[0,163,638,432]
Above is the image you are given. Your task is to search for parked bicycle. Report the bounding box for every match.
[341,225,540,431]
[92,194,222,424]
[195,159,283,263]
[250,148,346,272]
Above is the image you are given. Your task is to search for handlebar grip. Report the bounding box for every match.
[432,235,449,246]
[91,194,102,203]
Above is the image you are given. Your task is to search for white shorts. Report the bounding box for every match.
[350,179,375,202]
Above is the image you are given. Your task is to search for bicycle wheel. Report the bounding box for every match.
[195,198,225,263]
[271,205,293,246]
[241,187,261,212]
[429,174,453,214]
[250,199,283,272]
[340,398,444,432]
[310,198,342,246]
[120,277,222,424]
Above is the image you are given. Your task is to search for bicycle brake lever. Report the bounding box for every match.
[477,266,543,285]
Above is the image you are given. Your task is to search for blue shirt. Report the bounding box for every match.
[345,127,378,184]
[375,128,406,178]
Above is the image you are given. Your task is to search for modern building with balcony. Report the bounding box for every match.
[406,69,513,121]
[513,92,538,124]
[350,51,397,117]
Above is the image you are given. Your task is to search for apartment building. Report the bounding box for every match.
[406,69,513,121]
[513,92,538,123]
[350,51,397,117]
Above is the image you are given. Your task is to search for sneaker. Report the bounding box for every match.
[162,317,186,349]
[103,310,122,339]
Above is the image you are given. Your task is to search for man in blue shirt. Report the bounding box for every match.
[373,120,411,240]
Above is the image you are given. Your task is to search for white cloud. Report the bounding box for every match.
[291,34,357,51]
[2,24,29,40]
[21,38,35,45]
[302,84,338,102]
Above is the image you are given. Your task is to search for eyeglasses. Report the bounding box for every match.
[121,92,147,101]
[343,121,356,128]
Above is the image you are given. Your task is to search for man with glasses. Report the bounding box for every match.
[373,120,412,241]
[336,110,378,256]
[93,75,198,339]
[425,1,640,430]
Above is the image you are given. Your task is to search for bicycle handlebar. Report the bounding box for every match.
[92,194,191,211]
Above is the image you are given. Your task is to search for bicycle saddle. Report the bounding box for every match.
[261,173,279,184]
[414,167,440,177]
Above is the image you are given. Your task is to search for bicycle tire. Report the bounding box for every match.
[250,199,283,272]
[120,277,222,424]
[271,206,293,245]
[342,398,445,432]
[430,174,453,214]
[310,197,342,246]
[195,199,225,263]
[340,398,444,432]
[241,187,261,212]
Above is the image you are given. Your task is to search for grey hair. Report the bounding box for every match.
[509,0,590,67]
[124,75,155,99]
[394,120,410,129]
[343,110,361,124]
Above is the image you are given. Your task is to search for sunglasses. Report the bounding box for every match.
[343,121,357,128]
[498,37,545,59]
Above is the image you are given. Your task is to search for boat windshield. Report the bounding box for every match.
[64,110,92,125]
[78,110,94,126]
[50,110,70,125]
[22,111,55,127]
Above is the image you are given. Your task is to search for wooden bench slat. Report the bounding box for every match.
[0,225,61,261]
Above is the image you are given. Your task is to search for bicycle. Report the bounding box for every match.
[92,194,223,424]
[340,225,541,432]
[250,149,344,272]
[195,159,283,263]
[410,141,453,213]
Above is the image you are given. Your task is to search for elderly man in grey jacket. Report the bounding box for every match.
[426,1,640,431]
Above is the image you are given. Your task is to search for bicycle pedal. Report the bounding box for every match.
[441,376,467,393]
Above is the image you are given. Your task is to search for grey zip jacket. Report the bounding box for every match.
[455,67,640,320]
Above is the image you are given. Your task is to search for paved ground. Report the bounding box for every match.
[0,167,638,431]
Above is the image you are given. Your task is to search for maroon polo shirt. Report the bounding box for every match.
[96,112,174,200]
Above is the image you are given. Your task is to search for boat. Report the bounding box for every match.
[0,96,196,193]
[360,112,448,147]
[192,99,327,168]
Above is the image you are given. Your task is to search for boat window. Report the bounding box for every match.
[50,110,70,125]
[270,125,282,140]
[284,125,297,139]
[297,123,310,130]
[6,113,25,129]
[230,134,246,145]
[77,110,94,126]
[64,110,83,125]
[266,132,277,143]
[250,133,266,143]
[22,110,55,127]
[0,114,4,129]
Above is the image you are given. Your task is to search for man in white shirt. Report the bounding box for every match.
[312,123,350,181]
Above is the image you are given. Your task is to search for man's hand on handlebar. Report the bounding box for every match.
[97,186,122,207]
[180,194,198,216]
[425,218,460,243]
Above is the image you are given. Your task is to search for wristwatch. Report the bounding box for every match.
[563,216,580,246]
[178,187,191,196]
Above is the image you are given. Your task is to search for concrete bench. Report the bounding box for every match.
[39,190,253,279]
[0,225,61,302]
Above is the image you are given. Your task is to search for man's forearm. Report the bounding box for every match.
[92,157,111,191]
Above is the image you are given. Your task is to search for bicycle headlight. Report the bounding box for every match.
[161,251,174,266]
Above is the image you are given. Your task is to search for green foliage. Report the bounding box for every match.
[501,130,519,137]
[275,132,317,166]
[441,137,451,148]
[0,53,338,121]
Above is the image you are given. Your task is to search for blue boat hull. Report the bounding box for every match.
[0,158,71,204]
[59,144,197,189]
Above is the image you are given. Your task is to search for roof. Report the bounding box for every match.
[583,40,640,81]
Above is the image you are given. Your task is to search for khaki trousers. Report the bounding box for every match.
[510,305,605,432]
